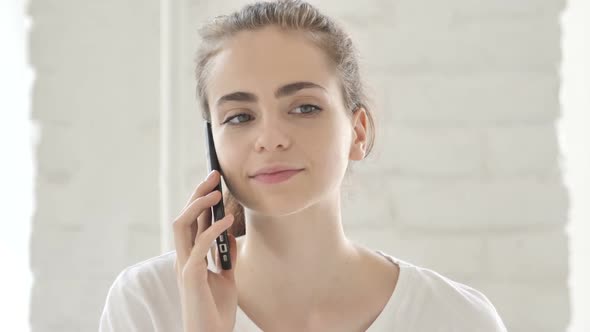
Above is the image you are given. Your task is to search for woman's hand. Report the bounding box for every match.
[173,170,238,332]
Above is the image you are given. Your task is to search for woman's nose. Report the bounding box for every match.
[253,116,291,152]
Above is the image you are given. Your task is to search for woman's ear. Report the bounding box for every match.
[349,106,368,161]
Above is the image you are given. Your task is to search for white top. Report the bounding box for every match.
[99,249,507,331]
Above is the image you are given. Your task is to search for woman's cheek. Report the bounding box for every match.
[219,141,245,171]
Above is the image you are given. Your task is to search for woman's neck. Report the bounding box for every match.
[234,192,362,311]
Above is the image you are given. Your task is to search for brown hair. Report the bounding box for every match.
[194,0,377,237]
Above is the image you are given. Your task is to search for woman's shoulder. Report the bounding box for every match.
[113,251,178,287]
[375,250,507,331]
[107,249,219,296]
[102,251,179,309]
[100,251,184,331]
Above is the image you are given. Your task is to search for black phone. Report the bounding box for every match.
[204,121,232,270]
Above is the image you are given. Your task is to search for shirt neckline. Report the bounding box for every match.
[235,250,411,331]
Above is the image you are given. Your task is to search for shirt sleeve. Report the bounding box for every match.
[451,280,508,332]
[99,269,156,332]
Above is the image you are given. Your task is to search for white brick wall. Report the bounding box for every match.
[325,1,569,331]
[338,0,569,330]
[30,0,569,331]
[29,0,160,331]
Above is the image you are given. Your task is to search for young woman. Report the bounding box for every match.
[99,1,507,331]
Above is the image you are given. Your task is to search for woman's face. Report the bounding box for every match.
[206,25,364,215]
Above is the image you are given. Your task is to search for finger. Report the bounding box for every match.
[186,190,221,236]
[182,170,220,211]
[188,214,234,269]
[173,170,219,267]
[196,200,213,240]
[193,195,214,247]
[190,214,198,247]
[172,189,222,268]
[196,174,224,239]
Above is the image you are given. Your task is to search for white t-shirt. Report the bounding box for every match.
[99,249,507,331]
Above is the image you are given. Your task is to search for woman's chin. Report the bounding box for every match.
[241,193,315,217]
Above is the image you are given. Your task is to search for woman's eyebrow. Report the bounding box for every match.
[215,81,326,108]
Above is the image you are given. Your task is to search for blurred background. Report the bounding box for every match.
[1,0,588,331]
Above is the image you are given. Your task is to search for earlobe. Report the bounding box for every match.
[349,145,365,161]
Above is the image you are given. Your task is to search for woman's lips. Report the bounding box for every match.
[251,169,303,184]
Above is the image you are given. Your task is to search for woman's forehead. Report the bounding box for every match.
[207,27,336,87]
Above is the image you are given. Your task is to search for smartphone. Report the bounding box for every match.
[204,120,232,270]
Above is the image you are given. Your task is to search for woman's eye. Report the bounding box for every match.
[292,104,322,115]
[221,104,322,125]
[223,113,252,125]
